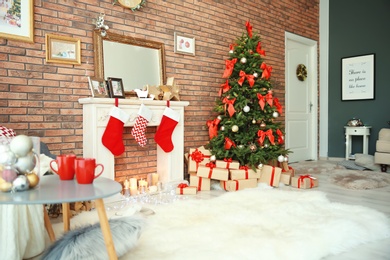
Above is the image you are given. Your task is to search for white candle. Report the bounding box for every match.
[147,173,152,186]
[130,178,137,188]
[130,187,138,196]
[152,173,159,186]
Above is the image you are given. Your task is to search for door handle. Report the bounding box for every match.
[309,102,313,113]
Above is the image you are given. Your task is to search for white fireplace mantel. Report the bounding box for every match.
[78,98,189,184]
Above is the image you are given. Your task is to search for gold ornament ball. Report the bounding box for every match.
[249,144,257,152]
[0,181,12,192]
[232,125,239,132]
[252,119,256,124]
[260,122,267,129]
[27,173,40,188]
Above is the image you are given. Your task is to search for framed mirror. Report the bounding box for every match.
[93,30,166,93]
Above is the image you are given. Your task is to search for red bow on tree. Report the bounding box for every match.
[256,42,266,56]
[229,43,237,51]
[219,80,231,97]
[245,21,253,38]
[224,137,236,150]
[222,58,237,78]
[238,71,255,87]
[257,129,275,145]
[223,97,236,117]
[207,117,221,140]
[257,93,266,110]
[265,91,273,107]
[273,97,282,114]
[276,129,284,145]
[260,62,272,80]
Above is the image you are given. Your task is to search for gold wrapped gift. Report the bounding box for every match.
[279,173,291,185]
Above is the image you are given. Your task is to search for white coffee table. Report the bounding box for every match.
[0,175,122,259]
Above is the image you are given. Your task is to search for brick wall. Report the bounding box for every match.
[0,0,319,182]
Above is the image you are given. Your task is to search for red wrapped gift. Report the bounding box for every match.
[197,163,229,181]
[230,166,261,180]
[220,179,258,192]
[175,183,198,195]
[189,173,211,191]
[188,148,212,172]
[215,158,240,170]
[258,165,282,187]
[291,175,318,189]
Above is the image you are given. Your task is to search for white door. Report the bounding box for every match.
[285,32,318,162]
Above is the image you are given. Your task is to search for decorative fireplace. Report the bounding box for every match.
[78,98,189,184]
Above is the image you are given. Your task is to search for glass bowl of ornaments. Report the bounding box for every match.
[0,135,40,193]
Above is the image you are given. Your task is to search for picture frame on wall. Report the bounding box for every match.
[174,32,195,56]
[341,53,375,101]
[0,0,34,43]
[107,77,126,98]
[88,77,109,98]
[45,34,81,65]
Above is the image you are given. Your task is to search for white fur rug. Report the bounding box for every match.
[65,187,390,260]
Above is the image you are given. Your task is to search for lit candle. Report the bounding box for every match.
[147,173,152,187]
[130,178,137,188]
[124,179,130,189]
[130,186,138,196]
[152,173,159,186]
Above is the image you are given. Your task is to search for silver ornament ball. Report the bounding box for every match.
[210,155,216,162]
[253,72,258,78]
[13,175,30,192]
[232,125,239,132]
[9,135,33,157]
[277,155,285,163]
[243,106,250,113]
[240,57,247,64]
[273,111,279,118]
[220,126,225,131]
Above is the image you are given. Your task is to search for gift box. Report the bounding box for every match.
[215,158,240,170]
[197,163,229,181]
[189,173,211,191]
[279,173,291,185]
[230,166,261,180]
[220,179,258,192]
[175,183,198,195]
[281,164,295,177]
[258,165,282,187]
[291,175,318,189]
[188,147,212,172]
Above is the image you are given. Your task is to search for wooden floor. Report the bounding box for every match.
[289,164,390,260]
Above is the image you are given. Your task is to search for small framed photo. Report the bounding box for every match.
[0,0,34,43]
[45,34,81,65]
[174,32,195,56]
[107,77,125,98]
[88,77,109,98]
[341,53,375,101]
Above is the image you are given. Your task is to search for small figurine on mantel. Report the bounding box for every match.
[147,77,180,101]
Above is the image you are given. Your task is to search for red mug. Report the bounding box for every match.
[50,154,77,180]
[75,158,104,184]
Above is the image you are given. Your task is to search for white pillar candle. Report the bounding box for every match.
[152,173,159,186]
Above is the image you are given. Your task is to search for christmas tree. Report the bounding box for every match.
[206,21,289,169]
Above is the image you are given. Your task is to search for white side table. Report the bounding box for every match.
[344,126,371,160]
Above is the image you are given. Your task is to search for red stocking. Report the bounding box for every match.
[154,107,180,153]
[101,106,130,156]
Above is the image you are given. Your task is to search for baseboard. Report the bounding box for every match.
[319,156,344,162]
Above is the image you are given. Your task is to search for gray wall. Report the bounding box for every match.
[328,0,390,158]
